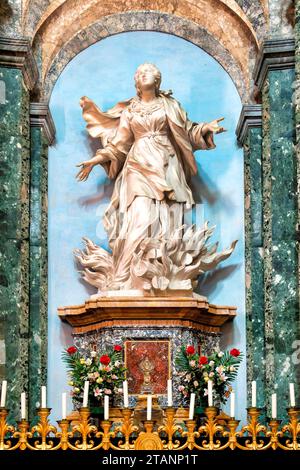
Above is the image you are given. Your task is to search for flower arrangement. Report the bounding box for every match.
[175,345,243,407]
[62,345,126,408]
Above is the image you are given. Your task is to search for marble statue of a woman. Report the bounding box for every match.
[75,63,236,296]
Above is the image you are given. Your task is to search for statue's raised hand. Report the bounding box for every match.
[202,117,226,135]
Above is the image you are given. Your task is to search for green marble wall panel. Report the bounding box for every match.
[244,127,265,410]
[262,69,299,419]
[28,127,48,419]
[0,66,30,422]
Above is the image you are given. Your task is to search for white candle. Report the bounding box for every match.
[41,386,47,408]
[21,392,26,420]
[167,379,172,407]
[62,392,67,419]
[289,383,295,407]
[104,395,109,420]
[189,393,195,420]
[0,380,7,407]
[83,381,89,407]
[208,380,213,407]
[123,380,129,408]
[147,395,152,421]
[230,391,235,418]
[251,381,257,408]
[271,393,277,419]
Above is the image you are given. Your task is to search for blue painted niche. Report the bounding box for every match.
[48,31,246,422]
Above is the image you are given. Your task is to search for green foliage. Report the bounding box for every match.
[61,346,126,408]
[175,346,243,406]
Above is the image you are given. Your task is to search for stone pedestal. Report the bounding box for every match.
[58,295,236,407]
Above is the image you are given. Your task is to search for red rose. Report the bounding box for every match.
[230,348,240,357]
[199,356,208,365]
[186,345,195,355]
[114,345,122,352]
[100,355,111,365]
[67,346,77,355]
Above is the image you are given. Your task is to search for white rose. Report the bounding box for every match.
[218,352,224,357]
[86,358,92,366]
[91,351,97,358]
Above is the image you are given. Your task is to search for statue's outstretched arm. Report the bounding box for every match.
[77,107,134,181]
[187,117,226,151]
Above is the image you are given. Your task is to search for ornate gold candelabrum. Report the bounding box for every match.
[0,403,299,451]
[235,407,267,450]
[113,407,139,450]
[197,406,224,450]
[67,407,97,450]
[158,406,182,450]
[27,407,58,450]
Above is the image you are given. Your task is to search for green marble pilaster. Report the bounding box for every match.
[0,37,38,422]
[236,107,265,409]
[0,67,30,420]
[28,103,55,420]
[28,128,47,418]
[257,41,298,419]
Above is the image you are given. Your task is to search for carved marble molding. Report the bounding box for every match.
[41,11,252,102]
[30,102,56,145]
[0,36,38,90]
[236,104,262,146]
[254,38,295,91]
[58,295,236,335]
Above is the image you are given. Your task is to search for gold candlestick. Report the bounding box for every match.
[224,418,240,450]
[158,407,182,450]
[236,407,267,450]
[114,408,138,450]
[182,419,197,450]
[0,407,15,450]
[27,408,57,450]
[266,419,281,450]
[98,420,113,450]
[198,406,224,450]
[279,407,300,450]
[56,419,71,450]
[69,407,97,450]
[13,419,31,450]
